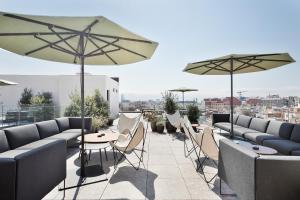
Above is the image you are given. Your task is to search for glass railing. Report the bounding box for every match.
[0,105,62,128]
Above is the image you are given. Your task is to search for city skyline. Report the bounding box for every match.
[0,0,299,99]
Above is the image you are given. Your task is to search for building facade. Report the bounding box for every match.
[0,74,119,117]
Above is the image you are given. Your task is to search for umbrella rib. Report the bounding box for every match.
[90,35,148,59]
[89,33,154,44]
[25,34,78,56]
[234,60,261,72]
[48,27,78,53]
[3,13,79,33]
[235,59,266,71]
[201,61,229,74]
[233,56,256,71]
[239,58,293,63]
[0,32,74,36]
[84,39,118,57]
[86,49,120,58]
[86,37,118,64]
[187,59,229,72]
[34,35,78,56]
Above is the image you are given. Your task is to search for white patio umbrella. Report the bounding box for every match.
[169,87,198,108]
[0,79,18,86]
[0,12,158,183]
[183,53,295,138]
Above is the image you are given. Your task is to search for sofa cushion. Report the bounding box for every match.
[46,132,81,146]
[69,117,92,132]
[244,132,282,145]
[233,126,257,137]
[236,115,252,128]
[55,117,70,132]
[290,124,300,143]
[249,118,269,133]
[36,120,60,139]
[4,124,40,149]
[214,122,231,132]
[266,120,294,139]
[263,139,300,155]
[229,114,239,124]
[0,130,10,153]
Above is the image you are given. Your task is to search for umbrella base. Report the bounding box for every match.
[58,165,108,191]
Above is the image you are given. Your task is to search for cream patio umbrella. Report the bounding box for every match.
[183,53,295,138]
[0,12,158,183]
[169,87,198,108]
[0,79,18,86]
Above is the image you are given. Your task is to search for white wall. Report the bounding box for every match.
[0,74,119,117]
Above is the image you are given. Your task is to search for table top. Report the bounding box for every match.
[233,140,278,155]
[78,129,120,144]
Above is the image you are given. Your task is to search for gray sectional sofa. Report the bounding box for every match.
[213,113,300,155]
[218,139,300,200]
[0,117,92,200]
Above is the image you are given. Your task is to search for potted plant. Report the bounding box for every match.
[156,120,165,134]
[144,112,159,132]
[162,91,178,133]
[187,104,200,131]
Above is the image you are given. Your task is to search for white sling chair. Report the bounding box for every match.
[197,127,219,183]
[110,121,146,170]
[165,110,182,130]
[182,118,219,183]
[181,115,202,157]
[116,113,141,136]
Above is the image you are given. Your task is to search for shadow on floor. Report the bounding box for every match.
[109,166,158,200]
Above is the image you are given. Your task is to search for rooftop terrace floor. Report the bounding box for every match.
[44,126,237,200]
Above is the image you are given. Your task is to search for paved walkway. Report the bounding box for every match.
[44,126,237,200]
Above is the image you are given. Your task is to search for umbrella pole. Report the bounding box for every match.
[230,58,234,138]
[80,36,86,177]
[182,92,185,109]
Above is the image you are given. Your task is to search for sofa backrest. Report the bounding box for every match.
[256,155,300,200]
[249,118,270,133]
[218,139,258,200]
[0,130,10,153]
[36,120,60,139]
[4,124,40,149]
[236,115,252,128]
[266,120,294,139]
[290,124,300,143]
[69,117,92,131]
[229,114,239,124]
[55,117,70,132]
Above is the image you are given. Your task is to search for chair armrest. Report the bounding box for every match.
[212,114,230,125]
[256,155,300,200]
[0,157,16,200]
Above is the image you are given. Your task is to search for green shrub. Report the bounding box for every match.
[162,91,178,114]
[64,89,109,130]
[19,88,33,106]
[187,104,200,123]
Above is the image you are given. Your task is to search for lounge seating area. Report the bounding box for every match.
[0,117,92,200]
[213,113,300,155]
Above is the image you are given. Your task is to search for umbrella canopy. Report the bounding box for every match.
[0,12,158,179]
[183,53,295,137]
[0,79,18,86]
[169,87,198,108]
[0,12,158,65]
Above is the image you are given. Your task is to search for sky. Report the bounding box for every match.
[0,0,300,101]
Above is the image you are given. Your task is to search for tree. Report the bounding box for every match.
[19,88,33,105]
[64,89,109,131]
